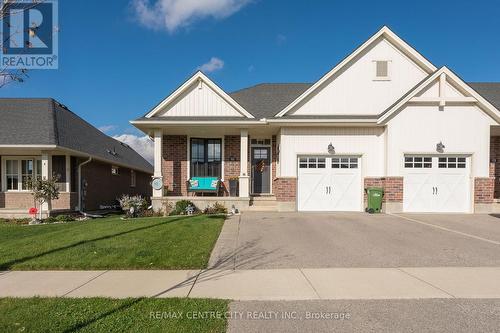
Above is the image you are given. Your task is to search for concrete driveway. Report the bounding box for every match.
[209,212,500,269]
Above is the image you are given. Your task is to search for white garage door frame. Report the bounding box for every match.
[296,154,364,212]
[402,154,473,213]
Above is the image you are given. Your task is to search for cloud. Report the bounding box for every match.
[276,33,287,45]
[113,134,154,164]
[98,125,117,133]
[247,65,255,72]
[131,0,251,32]
[197,57,224,73]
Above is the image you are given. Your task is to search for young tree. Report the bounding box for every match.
[29,174,60,220]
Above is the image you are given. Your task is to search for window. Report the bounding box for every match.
[190,138,222,177]
[130,170,136,187]
[299,157,326,169]
[251,139,271,145]
[405,156,432,168]
[332,157,358,169]
[111,166,119,175]
[6,160,19,190]
[5,158,40,191]
[21,160,34,190]
[374,60,390,80]
[439,157,466,169]
[253,149,268,159]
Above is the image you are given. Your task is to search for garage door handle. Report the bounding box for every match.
[435,187,438,195]
[432,187,435,195]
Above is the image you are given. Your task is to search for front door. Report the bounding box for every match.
[251,147,271,194]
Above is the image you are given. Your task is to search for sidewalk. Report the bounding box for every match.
[1,267,499,300]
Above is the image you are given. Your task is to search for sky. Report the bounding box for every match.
[1,0,500,163]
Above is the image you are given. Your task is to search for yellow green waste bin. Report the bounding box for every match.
[365,187,384,214]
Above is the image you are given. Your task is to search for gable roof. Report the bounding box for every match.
[145,71,254,119]
[275,26,438,118]
[0,98,153,173]
[229,83,312,119]
[377,67,500,124]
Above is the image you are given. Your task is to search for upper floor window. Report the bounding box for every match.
[374,60,390,80]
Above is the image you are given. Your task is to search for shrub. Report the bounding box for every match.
[118,195,148,218]
[0,218,30,225]
[44,217,57,223]
[55,215,75,222]
[170,200,197,216]
[203,202,228,215]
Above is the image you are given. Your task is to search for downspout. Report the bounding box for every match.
[77,156,92,212]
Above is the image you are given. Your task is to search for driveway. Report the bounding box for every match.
[209,212,500,269]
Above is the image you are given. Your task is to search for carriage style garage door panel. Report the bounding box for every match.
[298,156,362,212]
[403,156,471,213]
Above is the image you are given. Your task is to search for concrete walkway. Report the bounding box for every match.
[1,267,500,300]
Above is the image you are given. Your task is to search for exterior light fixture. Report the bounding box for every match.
[436,141,445,153]
[328,143,335,155]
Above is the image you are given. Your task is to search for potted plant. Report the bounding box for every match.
[228,176,239,196]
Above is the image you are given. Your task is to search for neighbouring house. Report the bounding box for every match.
[132,26,500,214]
[0,98,153,218]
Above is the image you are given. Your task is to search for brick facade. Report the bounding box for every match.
[82,160,151,211]
[490,136,500,198]
[273,177,297,202]
[162,135,188,196]
[0,192,78,211]
[364,177,403,202]
[223,135,241,195]
[474,177,494,204]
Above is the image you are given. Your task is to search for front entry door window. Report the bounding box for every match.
[251,147,271,194]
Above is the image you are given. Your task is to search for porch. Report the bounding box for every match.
[148,126,292,212]
[0,148,79,217]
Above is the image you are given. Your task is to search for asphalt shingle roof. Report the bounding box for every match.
[0,98,153,173]
[468,83,500,111]
[229,83,312,119]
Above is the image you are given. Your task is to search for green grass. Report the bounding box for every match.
[0,215,225,270]
[0,297,228,333]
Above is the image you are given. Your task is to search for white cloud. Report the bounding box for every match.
[276,33,287,45]
[247,64,255,72]
[113,134,154,164]
[131,0,251,32]
[98,125,117,133]
[197,57,224,73]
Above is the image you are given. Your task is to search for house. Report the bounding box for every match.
[132,26,500,214]
[0,98,153,217]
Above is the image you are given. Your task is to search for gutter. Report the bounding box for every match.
[77,156,92,212]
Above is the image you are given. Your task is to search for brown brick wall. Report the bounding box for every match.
[0,192,35,209]
[82,160,151,211]
[364,177,403,203]
[273,177,297,202]
[223,135,241,195]
[474,177,494,204]
[52,192,78,211]
[490,136,500,198]
[162,135,188,196]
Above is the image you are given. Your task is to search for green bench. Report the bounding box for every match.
[187,177,221,196]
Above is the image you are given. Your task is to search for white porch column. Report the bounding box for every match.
[65,155,71,192]
[41,153,52,212]
[239,129,249,197]
[153,129,163,198]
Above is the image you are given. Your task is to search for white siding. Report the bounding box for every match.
[387,105,495,178]
[279,127,385,177]
[416,78,465,98]
[156,81,243,117]
[289,38,428,116]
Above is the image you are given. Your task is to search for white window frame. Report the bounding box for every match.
[373,60,391,81]
[1,156,42,192]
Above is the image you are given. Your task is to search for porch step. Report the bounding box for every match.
[248,196,277,211]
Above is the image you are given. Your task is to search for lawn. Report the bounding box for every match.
[0,215,225,270]
[0,297,228,333]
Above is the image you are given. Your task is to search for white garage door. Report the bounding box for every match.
[403,156,471,213]
[298,156,362,212]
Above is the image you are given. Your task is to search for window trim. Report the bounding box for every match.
[189,137,223,179]
[373,60,391,81]
[404,156,433,169]
[1,156,42,192]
